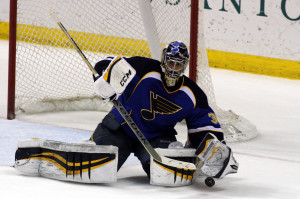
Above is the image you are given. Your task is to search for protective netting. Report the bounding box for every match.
[14,0,258,141]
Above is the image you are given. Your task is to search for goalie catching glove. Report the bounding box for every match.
[94,57,136,101]
[196,133,239,179]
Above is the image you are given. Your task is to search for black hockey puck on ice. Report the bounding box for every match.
[205,177,215,187]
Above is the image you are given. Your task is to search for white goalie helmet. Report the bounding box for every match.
[161,41,189,87]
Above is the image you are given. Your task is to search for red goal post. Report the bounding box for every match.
[7,0,258,142]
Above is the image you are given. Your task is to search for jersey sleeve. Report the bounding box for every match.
[183,77,224,147]
[185,106,224,148]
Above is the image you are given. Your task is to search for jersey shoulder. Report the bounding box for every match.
[95,56,162,78]
[125,56,162,77]
[182,76,209,109]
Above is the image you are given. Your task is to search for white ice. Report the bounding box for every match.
[0,40,300,198]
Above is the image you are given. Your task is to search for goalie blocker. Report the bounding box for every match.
[14,139,118,183]
[93,56,136,101]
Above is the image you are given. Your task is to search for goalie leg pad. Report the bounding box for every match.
[15,139,118,183]
[150,148,197,187]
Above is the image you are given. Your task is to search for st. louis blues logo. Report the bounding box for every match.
[140,91,182,120]
[166,41,189,59]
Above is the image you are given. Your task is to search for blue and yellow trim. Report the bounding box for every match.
[153,159,196,182]
[197,138,213,156]
[17,148,116,176]
[103,57,122,81]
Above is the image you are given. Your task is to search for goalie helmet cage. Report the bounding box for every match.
[7,0,258,142]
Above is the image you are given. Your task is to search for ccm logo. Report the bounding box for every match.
[120,70,132,86]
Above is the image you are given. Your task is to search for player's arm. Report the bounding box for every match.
[185,106,224,147]
[93,56,136,101]
[186,106,239,179]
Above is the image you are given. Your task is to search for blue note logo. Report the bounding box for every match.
[140,91,182,120]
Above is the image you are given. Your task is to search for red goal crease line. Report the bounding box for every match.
[235,151,300,164]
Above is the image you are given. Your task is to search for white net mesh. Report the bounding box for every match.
[14,0,258,142]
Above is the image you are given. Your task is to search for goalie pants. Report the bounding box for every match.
[91,113,177,178]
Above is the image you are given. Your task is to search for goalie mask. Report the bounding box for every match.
[161,41,189,87]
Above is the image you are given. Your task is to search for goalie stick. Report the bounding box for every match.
[50,12,196,171]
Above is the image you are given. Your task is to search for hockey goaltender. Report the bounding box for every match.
[14,41,238,187]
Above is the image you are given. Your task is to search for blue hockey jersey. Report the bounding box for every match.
[94,56,224,147]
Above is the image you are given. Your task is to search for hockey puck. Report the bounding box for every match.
[205,177,215,187]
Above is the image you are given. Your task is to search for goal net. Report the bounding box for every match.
[8,0,258,142]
